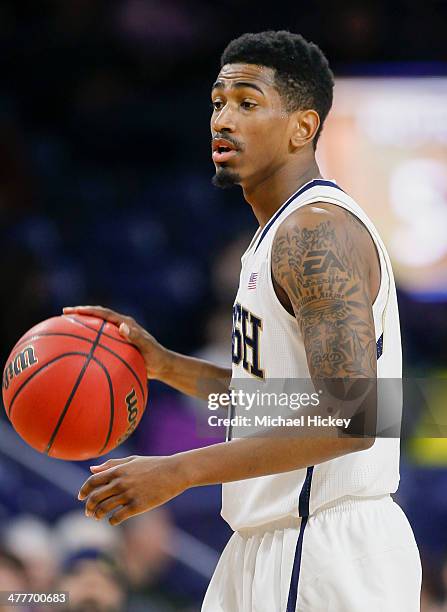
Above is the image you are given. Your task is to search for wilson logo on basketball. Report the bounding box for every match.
[2,346,38,391]
[117,388,139,444]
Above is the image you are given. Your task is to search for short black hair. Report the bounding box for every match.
[221,31,334,146]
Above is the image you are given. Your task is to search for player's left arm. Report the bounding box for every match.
[269,202,379,441]
[271,203,378,380]
[79,204,379,525]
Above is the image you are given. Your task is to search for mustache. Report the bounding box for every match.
[211,135,243,151]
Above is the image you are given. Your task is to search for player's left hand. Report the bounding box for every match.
[78,455,187,525]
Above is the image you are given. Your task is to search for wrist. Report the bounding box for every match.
[168,449,202,490]
[148,346,175,381]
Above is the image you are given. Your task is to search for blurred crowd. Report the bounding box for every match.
[1,0,447,610]
[0,509,211,611]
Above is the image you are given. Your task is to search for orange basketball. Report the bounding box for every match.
[2,315,148,460]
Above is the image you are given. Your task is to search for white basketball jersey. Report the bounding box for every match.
[222,179,402,531]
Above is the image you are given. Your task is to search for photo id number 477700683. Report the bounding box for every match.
[0,592,69,606]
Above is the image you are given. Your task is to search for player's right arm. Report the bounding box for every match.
[62,305,231,400]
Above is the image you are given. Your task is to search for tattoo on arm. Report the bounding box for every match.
[272,215,377,379]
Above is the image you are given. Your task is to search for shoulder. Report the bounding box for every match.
[271,201,380,302]
[272,202,375,272]
[274,202,368,242]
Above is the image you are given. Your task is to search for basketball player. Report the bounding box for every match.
[65,31,422,611]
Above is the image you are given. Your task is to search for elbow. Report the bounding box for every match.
[350,435,375,452]
[328,435,376,459]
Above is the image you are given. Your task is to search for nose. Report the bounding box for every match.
[211,103,236,134]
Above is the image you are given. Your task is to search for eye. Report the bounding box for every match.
[211,100,224,111]
[241,101,257,109]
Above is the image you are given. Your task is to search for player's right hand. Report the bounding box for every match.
[62,305,170,380]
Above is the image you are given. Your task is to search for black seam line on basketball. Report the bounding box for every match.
[66,316,141,350]
[11,332,143,395]
[45,320,107,455]
[91,356,115,455]
[8,334,145,412]
[96,343,146,398]
[11,332,95,353]
[7,352,90,419]
[10,333,145,399]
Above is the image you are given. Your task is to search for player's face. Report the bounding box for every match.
[210,64,292,189]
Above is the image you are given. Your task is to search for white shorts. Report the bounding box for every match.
[202,495,421,612]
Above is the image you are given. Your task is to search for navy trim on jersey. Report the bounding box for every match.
[286,515,308,612]
[254,179,344,253]
[376,333,384,359]
[286,466,314,611]
[298,466,314,518]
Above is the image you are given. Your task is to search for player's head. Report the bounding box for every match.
[211,31,334,189]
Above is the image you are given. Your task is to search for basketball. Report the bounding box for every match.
[2,315,148,460]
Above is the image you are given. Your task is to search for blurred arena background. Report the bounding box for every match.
[0,1,447,610]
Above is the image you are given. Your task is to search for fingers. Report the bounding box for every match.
[118,322,147,354]
[91,494,128,520]
[63,305,128,327]
[78,469,117,501]
[109,505,138,526]
[118,322,141,344]
[90,457,135,473]
[84,481,121,516]
[119,322,131,340]
[63,306,140,345]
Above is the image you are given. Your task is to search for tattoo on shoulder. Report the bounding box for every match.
[272,218,376,379]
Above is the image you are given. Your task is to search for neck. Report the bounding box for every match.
[242,156,322,227]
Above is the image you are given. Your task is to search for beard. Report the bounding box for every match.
[212,166,241,189]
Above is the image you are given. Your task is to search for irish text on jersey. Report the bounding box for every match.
[232,303,264,379]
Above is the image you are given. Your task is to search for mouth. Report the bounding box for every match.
[212,138,239,164]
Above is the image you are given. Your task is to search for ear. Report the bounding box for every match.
[290,109,321,149]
